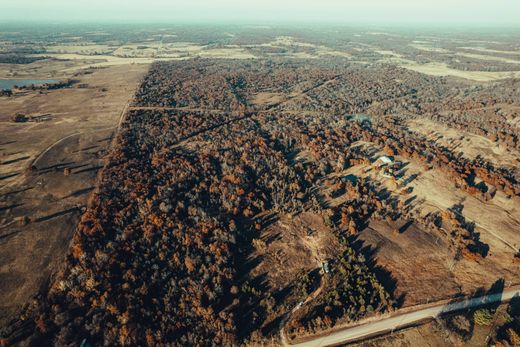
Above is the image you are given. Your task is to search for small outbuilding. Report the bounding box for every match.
[322,261,331,274]
[375,156,393,167]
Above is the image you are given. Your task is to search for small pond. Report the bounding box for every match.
[0,79,60,90]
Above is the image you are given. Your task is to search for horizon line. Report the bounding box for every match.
[1,20,520,30]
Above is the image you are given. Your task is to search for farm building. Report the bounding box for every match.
[375,156,393,167]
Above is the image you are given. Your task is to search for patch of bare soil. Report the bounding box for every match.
[249,92,286,107]
[250,212,338,289]
[247,212,340,334]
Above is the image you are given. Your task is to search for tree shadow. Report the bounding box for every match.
[36,161,75,172]
[235,272,271,340]
[449,202,489,257]
[73,165,103,174]
[475,181,489,193]
[0,203,24,212]
[258,212,279,231]
[404,195,417,206]
[34,206,80,223]
[0,140,16,146]
[487,278,505,310]
[440,278,506,341]
[496,294,520,342]
[62,187,95,199]
[450,200,465,215]
[0,172,20,180]
[0,229,23,242]
[349,236,405,308]
[263,230,282,245]
[0,156,30,165]
[402,173,419,186]
[68,163,91,171]
[72,145,99,153]
[399,220,414,234]
[97,135,114,143]
[260,285,296,337]
[1,186,34,197]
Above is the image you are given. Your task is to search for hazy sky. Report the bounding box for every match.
[2,0,519,26]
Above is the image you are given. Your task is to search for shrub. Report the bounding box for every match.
[473,308,493,326]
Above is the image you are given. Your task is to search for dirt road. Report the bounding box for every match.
[282,288,520,347]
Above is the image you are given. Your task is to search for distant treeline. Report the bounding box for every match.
[0,54,46,65]
[15,79,79,91]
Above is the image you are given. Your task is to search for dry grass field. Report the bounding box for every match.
[0,63,147,326]
[333,141,520,306]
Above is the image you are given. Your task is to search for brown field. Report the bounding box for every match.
[243,212,342,336]
[0,58,113,79]
[0,63,147,326]
[408,117,520,169]
[398,61,520,81]
[341,142,520,307]
[250,212,339,291]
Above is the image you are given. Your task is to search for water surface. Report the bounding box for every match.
[0,79,59,90]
